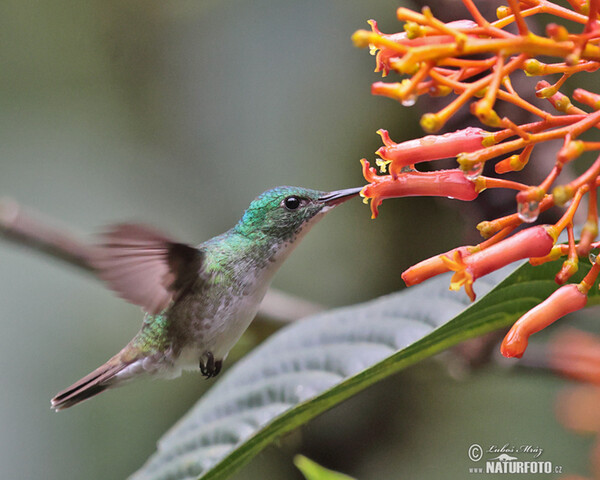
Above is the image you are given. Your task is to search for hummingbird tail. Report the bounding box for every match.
[51,360,127,411]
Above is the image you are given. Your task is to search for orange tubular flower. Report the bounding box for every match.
[376,127,491,176]
[402,246,471,287]
[502,256,600,358]
[403,225,517,287]
[442,225,555,301]
[360,160,478,218]
[501,284,588,358]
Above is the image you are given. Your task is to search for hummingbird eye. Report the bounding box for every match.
[283,196,302,211]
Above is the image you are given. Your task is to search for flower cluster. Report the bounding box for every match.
[354,0,600,358]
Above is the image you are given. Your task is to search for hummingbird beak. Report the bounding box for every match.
[317,186,363,206]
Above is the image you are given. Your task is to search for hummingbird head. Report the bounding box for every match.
[234,186,362,241]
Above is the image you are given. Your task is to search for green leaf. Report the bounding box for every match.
[293,455,356,480]
[130,259,600,480]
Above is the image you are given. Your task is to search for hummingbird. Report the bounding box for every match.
[51,185,361,410]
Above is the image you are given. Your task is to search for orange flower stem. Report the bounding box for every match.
[496,88,554,120]
[536,73,571,98]
[507,0,530,35]
[570,108,600,137]
[502,73,519,96]
[403,61,434,100]
[540,163,564,193]
[566,154,600,193]
[573,88,600,110]
[542,85,583,114]
[396,35,600,72]
[477,225,518,250]
[439,57,497,69]
[555,224,579,284]
[517,0,590,24]
[584,0,600,33]
[579,255,600,294]
[432,62,497,86]
[550,185,590,240]
[500,117,531,140]
[493,116,586,143]
[477,194,554,238]
[529,244,568,266]
[352,30,410,54]
[461,0,491,27]
[495,144,535,173]
[459,111,600,170]
[539,82,600,131]
[485,54,505,105]
[583,142,600,150]
[432,66,460,76]
[492,5,544,30]
[457,135,533,169]
[426,54,527,130]
[396,7,469,46]
[577,185,598,256]
[416,80,435,96]
[477,177,530,191]
[429,68,551,129]
[460,65,498,81]
[527,60,600,75]
[557,133,585,164]
[514,160,562,204]
[519,162,564,203]
[473,54,505,126]
[567,224,578,264]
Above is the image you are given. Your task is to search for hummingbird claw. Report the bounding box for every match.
[212,359,222,377]
[199,352,222,378]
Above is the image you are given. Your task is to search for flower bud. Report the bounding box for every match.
[501,284,588,358]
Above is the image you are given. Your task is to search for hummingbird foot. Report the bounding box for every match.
[199,352,222,378]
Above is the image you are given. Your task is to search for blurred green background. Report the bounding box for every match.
[0,1,593,479]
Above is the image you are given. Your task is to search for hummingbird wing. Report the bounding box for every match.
[92,223,203,314]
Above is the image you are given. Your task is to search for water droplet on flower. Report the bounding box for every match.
[517,201,540,223]
[464,162,484,180]
[420,135,437,146]
[401,94,417,107]
[589,252,597,264]
[447,196,455,200]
